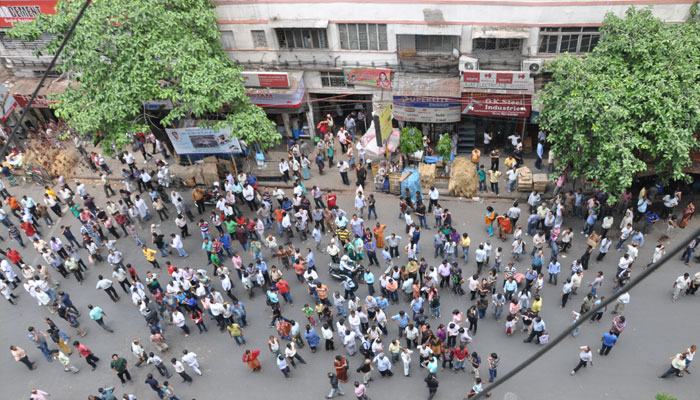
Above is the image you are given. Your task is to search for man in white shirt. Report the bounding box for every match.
[570,346,593,375]
[672,273,691,302]
[242,184,256,211]
[181,350,202,375]
[506,166,519,193]
[338,160,350,186]
[428,187,439,213]
[96,275,120,302]
[170,233,188,257]
[613,292,630,314]
[507,202,521,226]
[279,159,290,183]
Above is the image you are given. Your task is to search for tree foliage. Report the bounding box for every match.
[399,126,423,155]
[9,0,280,153]
[435,133,452,160]
[537,6,700,200]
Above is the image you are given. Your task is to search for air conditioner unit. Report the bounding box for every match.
[459,56,478,72]
[522,59,543,75]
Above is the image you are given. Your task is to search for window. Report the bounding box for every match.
[538,27,600,54]
[473,38,523,51]
[0,32,54,51]
[320,71,354,88]
[414,35,459,54]
[275,28,328,49]
[251,30,267,48]
[337,24,387,50]
[220,31,236,49]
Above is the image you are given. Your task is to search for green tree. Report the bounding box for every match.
[435,133,452,160]
[537,6,700,201]
[9,0,280,153]
[399,126,423,155]
[655,394,677,400]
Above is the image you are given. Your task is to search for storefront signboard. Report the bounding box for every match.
[0,0,57,27]
[461,93,531,118]
[241,71,290,88]
[393,96,461,123]
[166,126,243,155]
[461,71,530,90]
[344,68,392,89]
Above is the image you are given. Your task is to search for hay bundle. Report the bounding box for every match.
[449,156,478,198]
[418,163,436,188]
[24,148,79,178]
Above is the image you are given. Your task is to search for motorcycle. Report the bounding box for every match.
[328,255,365,282]
[202,183,221,206]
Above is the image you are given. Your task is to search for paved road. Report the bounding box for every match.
[0,179,698,400]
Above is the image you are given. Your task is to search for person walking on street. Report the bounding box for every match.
[327,372,345,398]
[354,381,370,400]
[96,275,120,302]
[599,330,618,356]
[171,358,193,383]
[88,304,115,332]
[110,354,133,385]
[50,349,80,373]
[659,353,687,378]
[145,373,164,399]
[425,374,439,400]
[10,345,37,370]
[27,326,55,362]
[73,341,100,370]
[570,346,593,375]
[181,350,202,376]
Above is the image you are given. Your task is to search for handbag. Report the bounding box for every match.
[539,333,549,344]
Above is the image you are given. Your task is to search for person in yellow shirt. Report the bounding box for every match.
[461,233,471,263]
[44,186,58,200]
[532,294,543,314]
[504,155,516,170]
[487,169,503,195]
[142,245,160,270]
[471,148,481,167]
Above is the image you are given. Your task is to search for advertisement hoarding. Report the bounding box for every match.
[166,126,243,155]
[393,96,461,123]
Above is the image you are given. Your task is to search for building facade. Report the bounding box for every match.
[213,0,694,149]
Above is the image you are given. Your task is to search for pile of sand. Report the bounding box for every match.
[23,148,79,179]
[449,156,478,198]
[418,163,436,188]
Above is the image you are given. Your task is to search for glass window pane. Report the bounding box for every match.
[368,24,378,50]
[562,27,582,32]
[579,35,591,52]
[311,30,320,48]
[293,30,303,48]
[582,27,599,32]
[378,25,387,50]
[319,30,327,48]
[338,24,348,49]
[358,24,369,50]
[348,24,359,50]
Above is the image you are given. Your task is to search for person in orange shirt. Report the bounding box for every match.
[5,196,21,219]
[374,223,387,249]
[496,215,512,241]
[316,282,329,305]
[485,206,496,237]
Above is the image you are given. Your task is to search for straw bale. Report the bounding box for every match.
[448,157,478,198]
[418,163,436,188]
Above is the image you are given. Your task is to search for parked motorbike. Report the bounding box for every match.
[328,255,365,282]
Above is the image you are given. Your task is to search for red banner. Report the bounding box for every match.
[0,1,57,28]
[462,93,531,118]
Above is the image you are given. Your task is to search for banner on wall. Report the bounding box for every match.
[0,0,57,27]
[393,96,461,123]
[344,68,392,89]
[461,93,531,118]
[166,126,243,155]
[461,71,530,90]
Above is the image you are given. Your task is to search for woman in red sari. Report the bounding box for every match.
[334,355,348,382]
[679,202,695,228]
[243,349,263,372]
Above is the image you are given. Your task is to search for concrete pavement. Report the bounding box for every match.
[0,176,698,400]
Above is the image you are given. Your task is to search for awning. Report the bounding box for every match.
[472,26,530,39]
[245,71,305,109]
[268,19,328,29]
[392,73,461,98]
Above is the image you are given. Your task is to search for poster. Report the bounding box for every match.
[461,71,530,90]
[0,0,57,27]
[378,104,393,141]
[392,96,461,123]
[166,126,243,155]
[344,68,392,89]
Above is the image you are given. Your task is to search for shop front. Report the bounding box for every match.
[244,71,312,140]
[391,73,462,143]
[459,70,534,151]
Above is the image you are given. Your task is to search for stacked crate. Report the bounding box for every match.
[533,173,548,193]
[517,166,533,191]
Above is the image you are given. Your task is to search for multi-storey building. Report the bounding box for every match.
[0,0,694,147]
[214,0,694,150]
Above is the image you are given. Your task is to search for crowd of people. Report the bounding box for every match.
[1,124,698,400]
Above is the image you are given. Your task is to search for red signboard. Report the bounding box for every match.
[0,1,57,28]
[241,71,290,88]
[13,94,53,108]
[462,93,531,118]
[461,70,530,90]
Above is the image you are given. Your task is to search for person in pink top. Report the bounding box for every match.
[354,381,369,400]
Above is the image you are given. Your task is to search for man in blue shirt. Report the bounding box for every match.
[363,270,375,296]
[376,295,389,312]
[392,311,409,336]
[599,330,618,356]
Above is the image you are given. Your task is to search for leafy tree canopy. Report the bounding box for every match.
[538,6,700,201]
[10,0,280,153]
[399,126,423,155]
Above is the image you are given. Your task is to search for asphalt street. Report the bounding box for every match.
[0,179,698,400]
